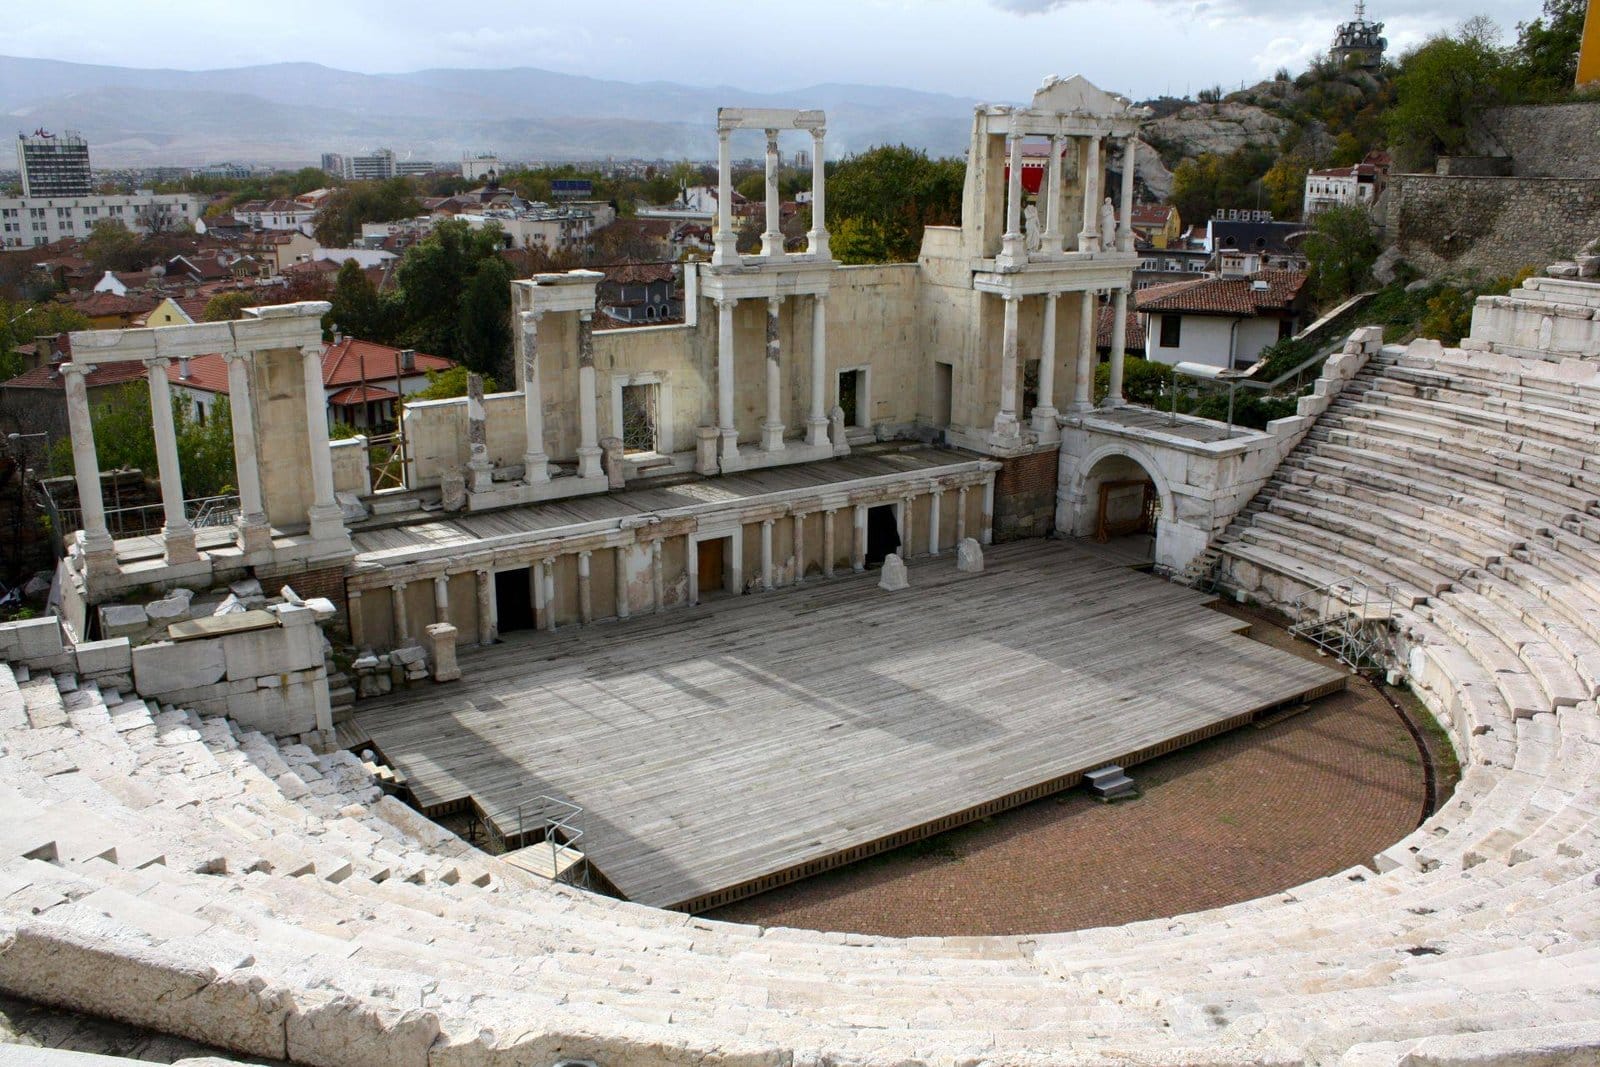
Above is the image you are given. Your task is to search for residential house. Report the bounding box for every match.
[598,264,682,325]
[1303,161,1385,216]
[232,198,318,234]
[1137,270,1309,370]
[1128,204,1182,249]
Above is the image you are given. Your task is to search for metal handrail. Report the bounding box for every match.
[1287,575,1398,672]
[47,493,240,539]
[482,793,585,868]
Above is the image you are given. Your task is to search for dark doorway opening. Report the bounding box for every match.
[494,567,536,634]
[839,369,865,427]
[697,537,728,598]
[865,504,901,568]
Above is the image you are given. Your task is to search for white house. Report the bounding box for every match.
[1303,163,1381,216]
[1138,271,1309,371]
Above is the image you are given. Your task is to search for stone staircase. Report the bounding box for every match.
[2,339,1600,1064]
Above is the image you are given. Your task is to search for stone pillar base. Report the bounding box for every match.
[237,518,272,556]
[162,525,200,565]
[718,429,740,468]
[694,427,719,475]
[467,463,494,493]
[1029,407,1059,433]
[807,233,830,260]
[522,452,550,484]
[761,422,786,451]
[425,622,462,683]
[307,503,347,544]
[1067,400,1096,415]
[1100,396,1127,408]
[82,542,119,581]
[576,447,604,481]
[805,416,829,448]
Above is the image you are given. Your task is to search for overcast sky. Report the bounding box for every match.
[10,0,1551,102]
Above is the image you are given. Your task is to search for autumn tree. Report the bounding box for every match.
[392,219,511,374]
[202,291,255,322]
[1387,19,1512,170]
[1303,203,1380,305]
[327,259,385,343]
[824,145,963,264]
[312,178,421,247]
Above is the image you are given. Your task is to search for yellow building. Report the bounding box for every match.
[1580,0,1600,87]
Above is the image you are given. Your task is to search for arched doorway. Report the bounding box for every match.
[1073,450,1169,566]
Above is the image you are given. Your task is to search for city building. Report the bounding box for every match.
[16,129,92,197]
[339,148,397,181]
[1303,162,1384,216]
[0,191,204,248]
[461,154,500,182]
[1137,269,1308,369]
[232,198,318,233]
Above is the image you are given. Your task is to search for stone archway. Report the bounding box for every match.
[1058,442,1182,568]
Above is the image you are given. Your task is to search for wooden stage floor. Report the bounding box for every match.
[352,540,1346,911]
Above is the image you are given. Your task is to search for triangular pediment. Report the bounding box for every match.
[1031,75,1132,116]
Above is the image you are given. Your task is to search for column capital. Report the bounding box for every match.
[60,361,93,379]
[519,309,543,326]
[578,308,594,322]
[714,295,735,310]
[811,126,826,142]
[220,349,249,365]
[717,126,731,141]
[578,548,593,560]
[765,128,779,146]
[1003,292,1021,305]
[762,517,774,528]
[300,342,323,361]
[390,580,407,592]
[767,295,782,311]
[141,356,170,371]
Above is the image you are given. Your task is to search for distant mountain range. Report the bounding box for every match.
[0,56,981,168]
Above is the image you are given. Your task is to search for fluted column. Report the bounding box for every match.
[981,478,996,545]
[390,581,410,644]
[1072,290,1097,412]
[994,294,1021,438]
[650,539,664,613]
[762,296,785,451]
[929,489,943,556]
[806,293,829,447]
[713,127,736,265]
[688,538,701,605]
[956,486,970,544]
[539,558,556,632]
[433,575,450,624]
[852,504,867,572]
[519,311,548,484]
[576,311,603,480]
[1079,136,1102,253]
[808,127,829,258]
[222,351,270,554]
[577,550,593,625]
[761,129,782,258]
[301,343,343,542]
[760,518,774,591]
[793,511,807,584]
[1032,291,1060,432]
[62,362,116,576]
[615,545,630,620]
[716,297,738,466]
[823,508,837,578]
[1000,128,1025,265]
[1043,134,1064,253]
[1118,135,1138,253]
[475,567,495,646]
[144,358,197,564]
[347,588,365,649]
[1106,287,1130,407]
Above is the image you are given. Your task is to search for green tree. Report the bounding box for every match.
[1513,0,1589,100]
[456,255,514,380]
[405,365,500,403]
[0,302,91,381]
[84,219,147,273]
[1170,155,1222,227]
[50,385,236,498]
[202,291,255,322]
[393,219,508,366]
[1387,20,1512,170]
[312,178,421,247]
[327,259,385,342]
[1304,203,1380,305]
[825,145,963,263]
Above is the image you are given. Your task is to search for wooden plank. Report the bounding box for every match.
[353,540,1344,911]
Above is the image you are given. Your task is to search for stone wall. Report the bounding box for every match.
[1386,174,1600,280]
[1478,102,1600,178]
[992,448,1059,542]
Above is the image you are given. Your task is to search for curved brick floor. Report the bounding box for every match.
[707,608,1432,937]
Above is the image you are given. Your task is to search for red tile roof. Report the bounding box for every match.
[321,339,452,388]
[328,384,399,406]
[1136,270,1307,317]
[166,354,230,394]
[1097,305,1147,352]
[1,349,149,393]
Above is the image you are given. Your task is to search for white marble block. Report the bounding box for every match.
[425,623,462,683]
[957,538,984,573]
[878,554,909,591]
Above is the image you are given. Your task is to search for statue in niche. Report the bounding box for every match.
[1023,203,1043,253]
[1100,197,1118,251]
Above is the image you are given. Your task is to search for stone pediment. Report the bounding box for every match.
[1032,75,1134,117]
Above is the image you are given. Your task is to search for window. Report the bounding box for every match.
[1159,315,1182,349]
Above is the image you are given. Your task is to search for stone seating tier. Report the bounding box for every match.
[3,341,1600,1062]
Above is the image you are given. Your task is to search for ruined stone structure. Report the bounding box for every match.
[8,78,1600,1067]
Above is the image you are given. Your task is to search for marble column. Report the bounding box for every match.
[1106,287,1130,407]
[144,358,198,564]
[577,550,594,624]
[762,297,785,451]
[729,531,744,594]
[221,351,270,554]
[61,363,115,576]
[715,297,738,466]
[852,504,867,572]
[1043,134,1065,254]
[956,485,970,543]
[391,582,410,644]
[433,575,450,625]
[995,294,1021,437]
[347,588,365,649]
[1072,290,1097,412]
[761,129,782,258]
[540,558,557,632]
[806,293,829,447]
[793,511,806,584]
[981,479,996,545]
[808,127,829,258]
[760,519,774,591]
[466,371,492,492]
[1000,128,1025,264]
[1032,292,1060,432]
[823,508,837,578]
[615,545,630,620]
[713,127,736,265]
[1079,136,1102,253]
[301,344,343,542]
[1118,135,1138,253]
[894,498,908,548]
[576,312,603,480]
[530,561,546,628]
[519,311,549,483]
[929,489,943,556]
[688,538,701,605]
[650,539,664,613]
[475,568,495,646]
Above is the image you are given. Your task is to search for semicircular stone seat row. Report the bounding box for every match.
[2,347,1600,1066]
